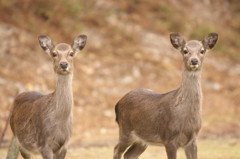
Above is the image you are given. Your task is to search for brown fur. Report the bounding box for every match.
[10,35,87,159]
[113,33,218,159]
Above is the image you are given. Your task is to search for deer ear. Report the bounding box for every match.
[38,35,54,54]
[170,33,185,50]
[72,35,87,53]
[202,33,218,50]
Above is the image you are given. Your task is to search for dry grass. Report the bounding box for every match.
[0,139,240,159]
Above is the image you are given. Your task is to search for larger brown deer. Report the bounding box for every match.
[114,33,218,159]
[10,34,87,159]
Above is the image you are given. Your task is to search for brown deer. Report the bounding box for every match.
[10,34,87,159]
[114,33,218,159]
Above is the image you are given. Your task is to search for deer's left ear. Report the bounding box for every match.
[72,35,87,53]
[202,33,218,50]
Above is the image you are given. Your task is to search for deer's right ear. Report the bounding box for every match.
[38,35,54,54]
[170,33,185,50]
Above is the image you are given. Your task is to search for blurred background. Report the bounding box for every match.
[0,0,240,158]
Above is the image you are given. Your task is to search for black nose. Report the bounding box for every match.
[191,59,199,65]
[60,62,68,69]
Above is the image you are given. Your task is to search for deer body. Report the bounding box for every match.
[114,33,218,159]
[116,71,202,146]
[10,35,87,159]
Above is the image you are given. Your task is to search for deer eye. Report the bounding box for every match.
[52,52,57,57]
[183,49,188,54]
[200,49,205,54]
[69,52,75,56]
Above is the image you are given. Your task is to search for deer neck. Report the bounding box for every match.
[53,73,73,119]
[178,70,202,114]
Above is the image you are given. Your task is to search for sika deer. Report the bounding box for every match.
[114,33,218,159]
[10,35,87,159]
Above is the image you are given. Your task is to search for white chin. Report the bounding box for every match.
[58,68,70,74]
[190,65,199,70]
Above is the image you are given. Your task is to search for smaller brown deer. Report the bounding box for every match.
[114,33,218,159]
[10,34,87,159]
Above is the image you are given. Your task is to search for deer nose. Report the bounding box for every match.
[191,59,199,65]
[60,62,68,69]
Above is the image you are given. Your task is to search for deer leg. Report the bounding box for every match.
[165,143,177,159]
[40,146,53,159]
[184,140,197,159]
[19,146,31,159]
[113,138,131,159]
[123,142,147,159]
[54,147,67,159]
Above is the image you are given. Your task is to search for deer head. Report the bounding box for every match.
[38,35,87,75]
[170,33,218,71]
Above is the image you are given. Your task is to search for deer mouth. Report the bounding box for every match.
[57,68,71,75]
[189,64,200,71]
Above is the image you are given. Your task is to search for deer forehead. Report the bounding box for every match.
[54,43,73,54]
[185,40,203,51]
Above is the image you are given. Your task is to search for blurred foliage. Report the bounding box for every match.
[189,26,216,40]
[0,0,239,60]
